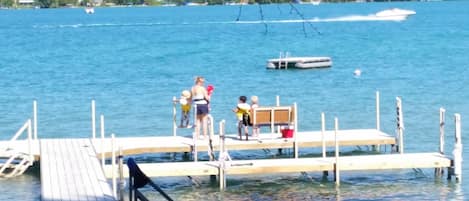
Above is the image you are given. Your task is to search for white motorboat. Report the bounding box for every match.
[375,8,416,20]
[85,7,94,14]
[267,57,332,69]
[311,0,320,5]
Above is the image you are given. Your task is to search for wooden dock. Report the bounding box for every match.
[0,128,397,200]
[40,139,115,201]
[0,94,463,200]
[0,129,395,158]
[103,152,451,178]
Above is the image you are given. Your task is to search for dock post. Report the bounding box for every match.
[321,112,326,158]
[118,146,124,201]
[275,95,280,136]
[376,91,380,131]
[436,108,445,176]
[453,113,462,182]
[293,103,299,159]
[27,119,33,161]
[111,134,117,199]
[193,104,198,162]
[173,96,177,136]
[91,100,96,139]
[208,115,217,182]
[321,112,328,178]
[33,100,37,140]
[285,52,289,70]
[396,97,404,154]
[373,91,380,152]
[208,115,215,161]
[219,120,226,190]
[100,115,106,168]
[334,117,340,187]
[278,52,283,69]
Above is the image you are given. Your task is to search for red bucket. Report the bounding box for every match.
[281,128,294,138]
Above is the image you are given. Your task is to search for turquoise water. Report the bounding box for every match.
[1,1,468,200]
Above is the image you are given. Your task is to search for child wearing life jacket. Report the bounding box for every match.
[233,96,251,140]
[179,90,192,128]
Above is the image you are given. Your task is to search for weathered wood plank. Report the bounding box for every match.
[40,140,55,201]
[66,139,89,201]
[76,139,104,200]
[74,139,99,201]
[103,153,451,178]
[82,139,114,201]
[338,153,451,171]
[40,139,115,201]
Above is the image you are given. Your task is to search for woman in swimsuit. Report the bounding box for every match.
[191,76,210,140]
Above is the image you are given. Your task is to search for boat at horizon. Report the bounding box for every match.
[85,6,94,14]
[374,8,416,20]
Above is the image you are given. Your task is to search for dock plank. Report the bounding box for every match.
[92,129,396,157]
[40,139,115,201]
[338,152,451,171]
[104,153,451,178]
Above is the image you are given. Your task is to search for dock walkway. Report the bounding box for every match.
[92,129,395,156]
[40,139,115,201]
[0,129,395,158]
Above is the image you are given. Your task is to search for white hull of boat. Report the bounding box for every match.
[374,8,416,21]
[85,7,94,14]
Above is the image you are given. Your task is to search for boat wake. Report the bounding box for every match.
[33,22,173,29]
[235,14,410,24]
[33,13,411,29]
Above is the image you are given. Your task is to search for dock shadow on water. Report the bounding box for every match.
[136,171,463,201]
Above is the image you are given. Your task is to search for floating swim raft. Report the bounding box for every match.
[267,56,332,69]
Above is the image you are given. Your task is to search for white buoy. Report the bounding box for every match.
[354,69,361,77]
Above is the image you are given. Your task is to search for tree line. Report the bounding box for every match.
[1,0,405,9]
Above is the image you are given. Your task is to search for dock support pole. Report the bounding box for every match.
[173,96,177,136]
[436,108,445,176]
[373,91,380,152]
[219,120,227,190]
[208,115,215,161]
[321,112,328,177]
[91,100,96,139]
[275,95,280,135]
[334,117,340,186]
[193,104,198,162]
[33,100,37,140]
[453,113,462,182]
[100,115,105,168]
[396,97,404,154]
[27,119,33,161]
[208,115,217,182]
[321,112,326,158]
[118,146,124,201]
[376,91,380,131]
[293,103,299,159]
[285,52,289,69]
[278,52,282,69]
[111,134,117,199]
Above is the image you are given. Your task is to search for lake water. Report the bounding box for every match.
[0,1,468,200]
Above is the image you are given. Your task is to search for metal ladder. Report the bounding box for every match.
[0,151,33,178]
[0,119,34,178]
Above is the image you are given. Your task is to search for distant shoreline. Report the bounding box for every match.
[0,0,433,10]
